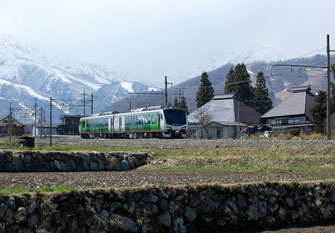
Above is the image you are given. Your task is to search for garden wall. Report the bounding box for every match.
[0,151,147,172]
[1,181,335,232]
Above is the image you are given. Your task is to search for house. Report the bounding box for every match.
[57,115,82,135]
[187,94,261,139]
[261,86,315,135]
[0,115,25,136]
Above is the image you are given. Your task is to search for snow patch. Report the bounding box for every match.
[148,87,161,92]
[120,82,134,93]
[0,78,49,101]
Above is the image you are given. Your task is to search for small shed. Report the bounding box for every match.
[0,115,25,136]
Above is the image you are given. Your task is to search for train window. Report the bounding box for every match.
[143,114,148,124]
[152,115,157,124]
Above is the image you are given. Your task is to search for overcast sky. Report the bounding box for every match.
[0,0,334,86]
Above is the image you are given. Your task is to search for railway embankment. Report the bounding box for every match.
[1,181,335,232]
[0,151,147,172]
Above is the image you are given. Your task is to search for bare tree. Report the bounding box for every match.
[194,108,212,139]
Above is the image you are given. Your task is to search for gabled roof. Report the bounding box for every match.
[188,94,260,125]
[261,86,315,120]
[0,115,24,126]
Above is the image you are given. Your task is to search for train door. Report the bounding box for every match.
[109,117,113,133]
[114,117,120,133]
[159,113,163,130]
[119,116,123,133]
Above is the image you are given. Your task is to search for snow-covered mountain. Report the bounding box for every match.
[0,35,156,124]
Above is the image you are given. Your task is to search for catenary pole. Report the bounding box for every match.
[40,107,43,138]
[49,97,52,147]
[9,102,12,142]
[165,76,168,107]
[34,98,37,137]
[91,94,93,115]
[83,91,86,116]
[327,34,331,140]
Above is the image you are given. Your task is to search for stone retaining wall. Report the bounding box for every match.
[0,151,147,172]
[1,181,335,232]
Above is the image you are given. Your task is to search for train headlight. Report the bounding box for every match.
[167,126,172,132]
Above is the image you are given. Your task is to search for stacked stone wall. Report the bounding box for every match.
[0,151,147,172]
[1,181,335,232]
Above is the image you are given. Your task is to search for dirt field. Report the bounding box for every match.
[1,168,335,190]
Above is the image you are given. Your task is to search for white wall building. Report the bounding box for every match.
[187,94,261,139]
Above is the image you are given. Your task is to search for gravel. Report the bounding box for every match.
[35,137,335,149]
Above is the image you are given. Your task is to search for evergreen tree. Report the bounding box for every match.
[179,96,189,114]
[310,90,327,134]
[196,72,214,108]
[173,96,179,108]
[254,71,272,114]
[224,64,254,107]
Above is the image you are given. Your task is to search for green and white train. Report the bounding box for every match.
[79,108,187,139]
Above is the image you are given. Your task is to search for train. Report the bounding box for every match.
[79,107,187,139]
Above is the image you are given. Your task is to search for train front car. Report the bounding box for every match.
[162,109,187,138]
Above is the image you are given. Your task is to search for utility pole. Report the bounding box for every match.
[49,97,52,147]
[91,93,93,115]
[164,76,173,107]
[165,76,168,107]
[9,102,12,142]
[83,91,86,116]
[327,34,331,140]
[40,107,43,138]
[34,98,37,137]
[237,101,240,139]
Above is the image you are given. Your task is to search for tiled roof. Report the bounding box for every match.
[188,94,260,125]
[261,86,315,120]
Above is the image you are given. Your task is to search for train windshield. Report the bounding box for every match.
[163,109,186,125]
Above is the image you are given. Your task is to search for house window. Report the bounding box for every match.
[294,117,300,124]
[300,116,306,123]
[282,118,288,125]
[288,118,294,125]
[271,119,276,125]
